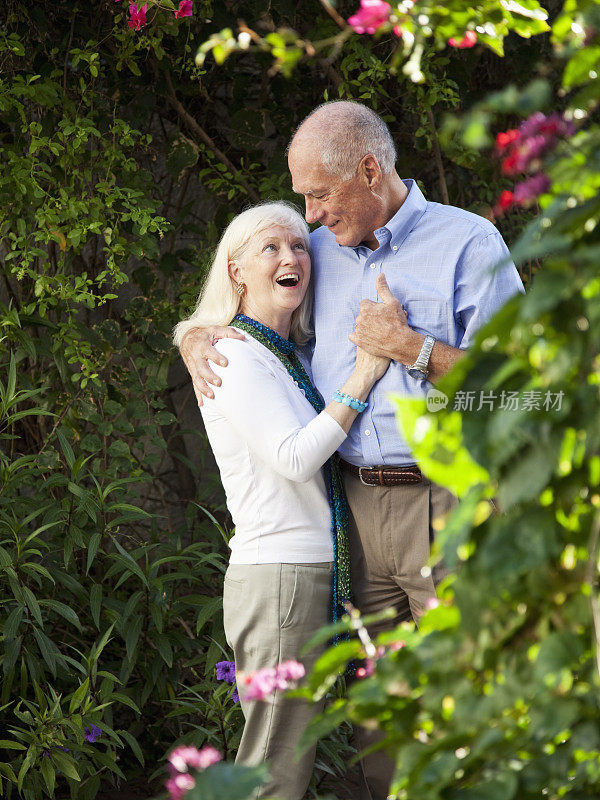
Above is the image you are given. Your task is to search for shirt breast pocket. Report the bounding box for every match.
[406,299,451,344]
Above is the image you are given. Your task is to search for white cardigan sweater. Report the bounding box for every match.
[200,333,347,564]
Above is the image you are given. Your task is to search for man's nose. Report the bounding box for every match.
[304,196,323,224]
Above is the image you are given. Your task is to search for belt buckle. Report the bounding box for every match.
[358,466,373,486]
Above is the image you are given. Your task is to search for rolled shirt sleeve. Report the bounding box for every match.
[454,232,525,350]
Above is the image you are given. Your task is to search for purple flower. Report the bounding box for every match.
[84,725,102,743]
[513,174,552,204]
[215,660,236,684]
[230,687,239,704]
[519,112,574,140]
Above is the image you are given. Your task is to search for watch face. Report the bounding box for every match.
[408,367,427,380]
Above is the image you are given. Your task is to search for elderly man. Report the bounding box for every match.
[178,101,524,799]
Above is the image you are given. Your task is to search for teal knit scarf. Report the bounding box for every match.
[232,313,352,626]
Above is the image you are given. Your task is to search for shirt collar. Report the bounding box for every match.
[371,179,427,252]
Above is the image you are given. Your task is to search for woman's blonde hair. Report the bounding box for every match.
[173,201,313,347]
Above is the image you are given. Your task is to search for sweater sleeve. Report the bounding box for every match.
[201,339,347,483]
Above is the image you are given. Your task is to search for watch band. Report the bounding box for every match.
[408,334,436,377]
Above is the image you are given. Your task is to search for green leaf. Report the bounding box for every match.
[0,740,26,750]
[118,729,145,766]
[51,750,81,782]
[90,583,102,629]
[196,596,223,635]
[40,753,56,795]
[110,692,140,715]
[17,745,37,792]
[563,46,600,89]
[124,615,144,661]
[166,134,199,181]
[87,532,102,573]
[22,586,43,626]
[39,599,82,630]
[187,762,269,800]
[33,628,57,675]
[155,635,173,667]
[69,678,90,713]
[392,398,490,499]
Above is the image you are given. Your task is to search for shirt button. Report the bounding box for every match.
[364,429,371,436]
[370,263,376,269]
[392,245,398,251]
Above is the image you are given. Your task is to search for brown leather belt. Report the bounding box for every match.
[340,460,422,487]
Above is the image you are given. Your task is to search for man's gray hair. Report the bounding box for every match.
[289,101,397,179]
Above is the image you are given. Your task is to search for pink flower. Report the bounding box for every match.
[165,773,195,800]
[348,0,391,34]
[425,597,440,611]
[128,2,147,30]
[168,745,222,775]
[174,0,193,18]
[277,660,305,681]
[240,667,277,701]
[356,659,375,679]
[389,639,406,652]
[393,25,403,37]
[240,661,305,701]
[448,31,477,48]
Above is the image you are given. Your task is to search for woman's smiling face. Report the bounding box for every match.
[229,225,311,336]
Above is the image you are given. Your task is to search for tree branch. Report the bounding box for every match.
[163,70,261,203]
[426,107,449,205]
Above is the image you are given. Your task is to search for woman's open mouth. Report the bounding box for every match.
[275,273,300,287]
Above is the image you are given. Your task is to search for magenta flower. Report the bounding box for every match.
[356,659,375,679]
[348,0,391,34]
[239,660,305,701]
[168,744,222,775]
[513,174,551,204]
[449,31,478,48]
[276,660,306,681]
[84,725,102,743]
[128,2,147,30]
[215,660,236,684]
[519,111,574,140]
[165,773,195,800]
[174,0,193,18]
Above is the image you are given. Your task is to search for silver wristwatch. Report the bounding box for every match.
[407,335,436,380]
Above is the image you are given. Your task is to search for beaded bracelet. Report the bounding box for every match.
[332,389,368,413]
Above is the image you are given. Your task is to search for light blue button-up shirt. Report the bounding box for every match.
[307,179,524,466]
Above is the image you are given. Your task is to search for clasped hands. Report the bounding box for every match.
[180,273,423,406]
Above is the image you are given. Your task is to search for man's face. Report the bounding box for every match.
[288,145,380,249]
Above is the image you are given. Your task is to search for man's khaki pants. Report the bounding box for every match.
[344,471,457,800]
[223,562,333,800]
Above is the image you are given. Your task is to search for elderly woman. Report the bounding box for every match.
[173,202,389,800]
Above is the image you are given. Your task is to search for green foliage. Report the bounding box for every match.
[2,0,598,797]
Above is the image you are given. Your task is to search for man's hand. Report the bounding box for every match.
[349,273,464,381]
[349,273,421,363]
[180,325,245,406]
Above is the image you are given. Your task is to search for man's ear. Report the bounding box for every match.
[360,154,383,190]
